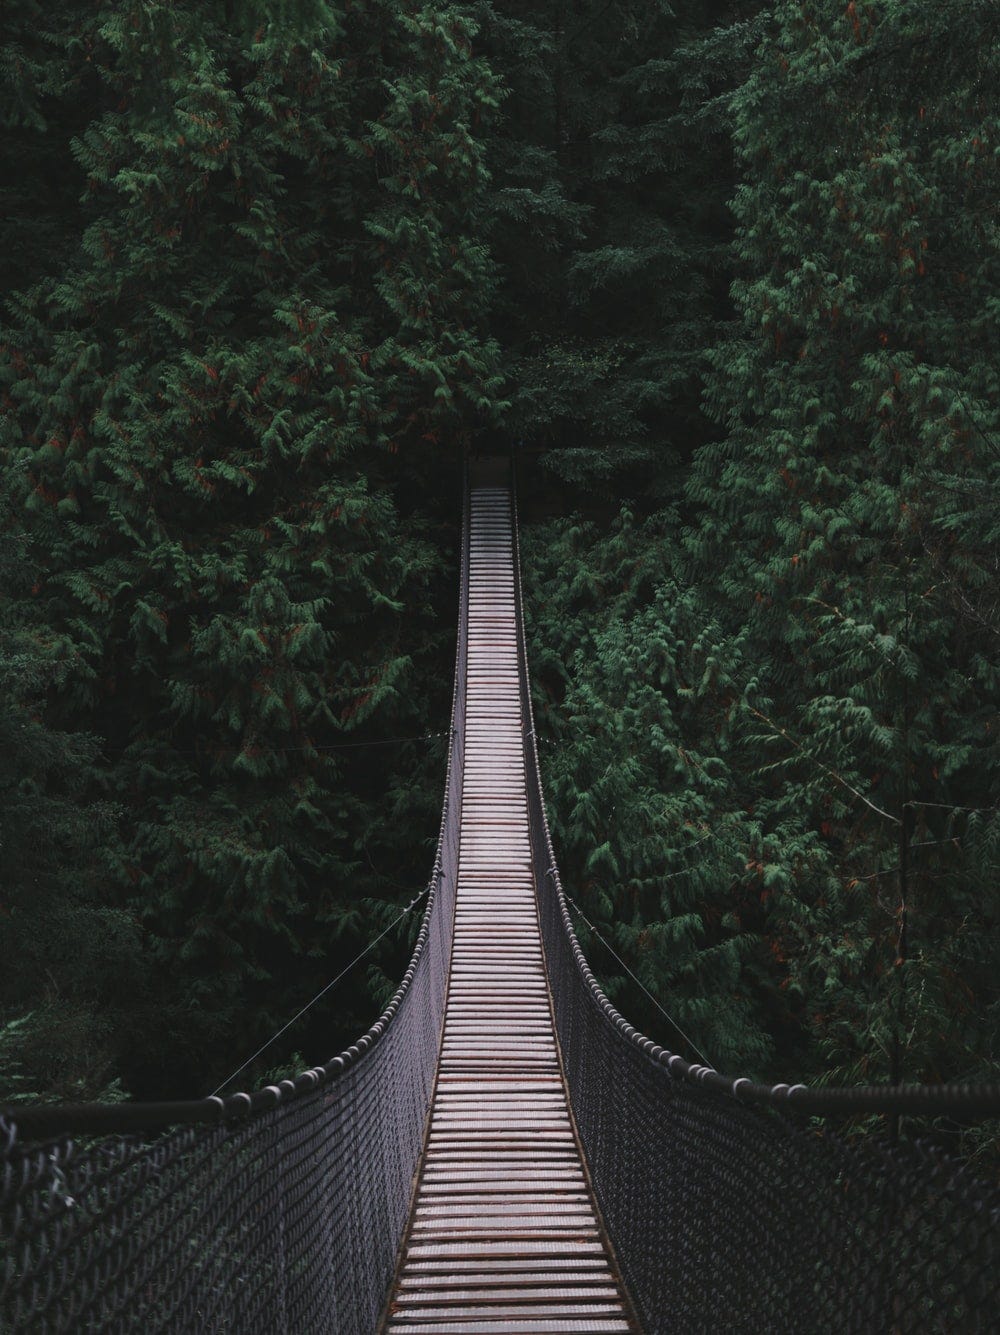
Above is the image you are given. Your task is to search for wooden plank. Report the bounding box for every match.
[395,1272,615,1288]
[390,1302,626,1317]
[400,1260,613,1276]
[395,1287,622,1304]
[386,1318,631,1334]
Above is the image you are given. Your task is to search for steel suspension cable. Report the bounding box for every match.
[561,881,714,1069]
[211,885,431,1097]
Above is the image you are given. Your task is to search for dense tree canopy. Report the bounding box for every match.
[2,0,998,1140]
[524,0,1000,1112]
[2,0,502,1095]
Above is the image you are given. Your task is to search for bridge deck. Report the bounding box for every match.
[383,487,631,1334]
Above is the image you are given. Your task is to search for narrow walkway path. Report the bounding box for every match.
[383,487,631,1335]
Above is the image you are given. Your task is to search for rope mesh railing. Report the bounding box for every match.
[508,465,1000,1334]
[0,486,470,1335]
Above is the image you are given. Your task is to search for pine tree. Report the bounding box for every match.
[0,484,139,1104]
[688,0,1000,1091]
[0,0,97,298]
[1,0,503,1095]
[521,510,776,1072]
[477,0,764,495]
[514,1,780,1073]
[521,0,1000,1098]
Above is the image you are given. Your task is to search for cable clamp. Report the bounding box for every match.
[405,885,431,912]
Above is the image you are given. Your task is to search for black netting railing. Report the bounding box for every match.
[509,472,1000,1334]
[0,489,470,1335]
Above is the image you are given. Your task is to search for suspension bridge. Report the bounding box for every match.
[2,458,999,1333]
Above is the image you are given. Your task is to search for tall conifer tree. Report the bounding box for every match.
[478,0,763,492]
[690,0,1000,1089]
[516,2,777,1071]
[1,0,502,1094]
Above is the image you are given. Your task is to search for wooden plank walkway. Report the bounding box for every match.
[383,486,632,1335]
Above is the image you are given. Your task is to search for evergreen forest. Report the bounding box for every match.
[2,0,998,1154]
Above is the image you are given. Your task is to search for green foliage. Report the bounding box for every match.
[522,511,775,1072]
[476,0,765,495]
[687,0,1000,1091]
[3,0,998,1142]
[0,488,141,1103]
[1,0,502,1097]
[522,0,1000,1112]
